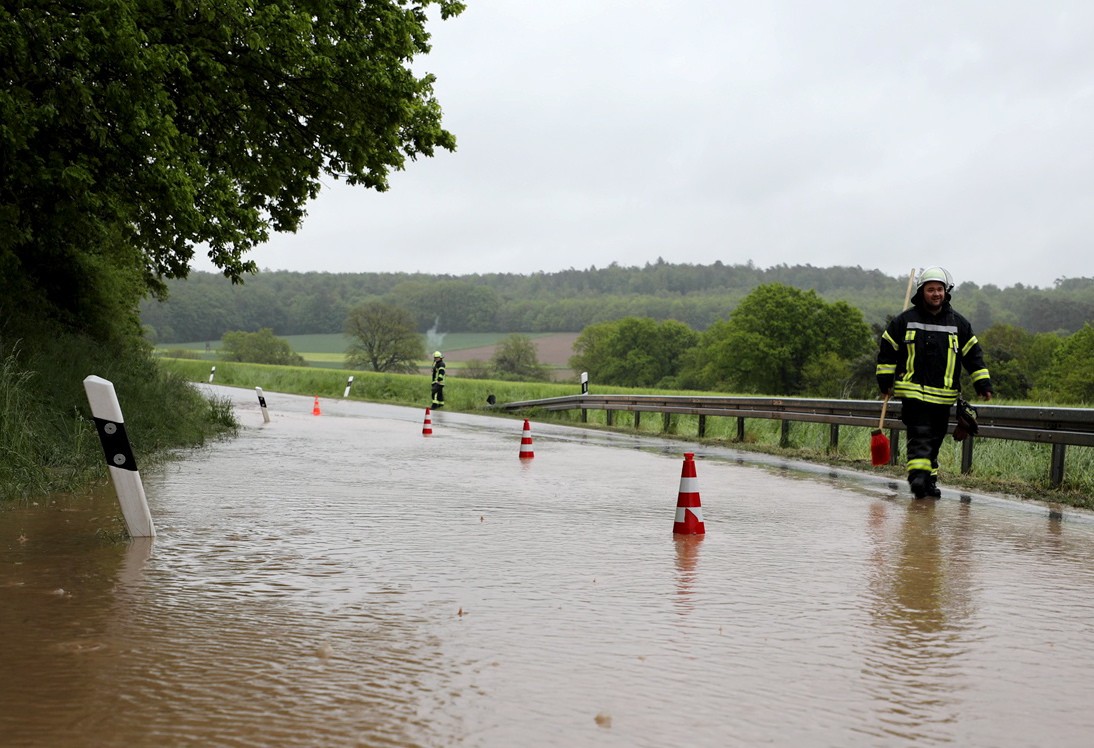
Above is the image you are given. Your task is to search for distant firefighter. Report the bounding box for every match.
[431,351,446,408]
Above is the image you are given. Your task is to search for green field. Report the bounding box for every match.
[157,332,556,369]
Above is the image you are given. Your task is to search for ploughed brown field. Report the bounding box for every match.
[442,332,579,368]
[436,332,579,381]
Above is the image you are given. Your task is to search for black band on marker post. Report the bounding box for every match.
[92,417,138,472]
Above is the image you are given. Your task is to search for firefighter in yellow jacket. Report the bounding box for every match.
[876,267,993,498]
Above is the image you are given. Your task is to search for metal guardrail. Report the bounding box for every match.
[496,394,1094,487]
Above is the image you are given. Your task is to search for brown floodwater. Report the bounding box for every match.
[3,385,1094,747]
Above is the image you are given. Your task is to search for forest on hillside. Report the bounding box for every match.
[140,261,1094,343]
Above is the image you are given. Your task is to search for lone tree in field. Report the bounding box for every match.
[491,334,547,381]
[0,1,465,343]
[344,302,424,373]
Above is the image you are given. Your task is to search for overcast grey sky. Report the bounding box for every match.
[198,1,1094,289]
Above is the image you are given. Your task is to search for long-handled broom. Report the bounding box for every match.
[871,394,892,466]
[871,269,917,467]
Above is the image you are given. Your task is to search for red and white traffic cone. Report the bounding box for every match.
[312,396,321,416]
[672,452,705,535]
[422,408,433,436]
[518,419,535,459]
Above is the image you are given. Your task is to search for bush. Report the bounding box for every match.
[222,328,307,366]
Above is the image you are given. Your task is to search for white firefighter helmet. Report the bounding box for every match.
[916,266,954,292]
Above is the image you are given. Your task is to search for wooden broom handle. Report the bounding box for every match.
[902,268,916,311]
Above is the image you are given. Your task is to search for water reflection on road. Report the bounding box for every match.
[3,385,1094,747]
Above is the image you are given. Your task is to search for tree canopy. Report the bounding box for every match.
[344,301,423,373]
[1,0,463,340]
[680,284,874,395]
[1037,323,1094,404]
[570,317,700,389]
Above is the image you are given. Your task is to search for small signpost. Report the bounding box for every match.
[83,375,156,538]
[256,386,271,424]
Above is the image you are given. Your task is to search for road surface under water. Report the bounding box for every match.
[3,385,1094,747]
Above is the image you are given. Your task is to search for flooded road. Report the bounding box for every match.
[3,385,1094,747]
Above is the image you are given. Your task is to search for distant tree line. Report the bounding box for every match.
[140,261,1094,343]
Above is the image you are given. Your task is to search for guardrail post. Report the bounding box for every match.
[1050,443,1067,487]
[698,414,706,437]
[780,420,790,448]
[634,411,641,430]
[736,417,745,441]
[606,410,614,426]
[889,429,900,466]
[961,436,975,474]
[662,412,672,433]
[581,408,587,423]
[828,423,839,453]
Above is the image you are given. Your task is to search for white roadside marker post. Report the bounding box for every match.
[209,365,216,383]
[343,375,354,398]
[82,376,156,538]
[256,386,271,424]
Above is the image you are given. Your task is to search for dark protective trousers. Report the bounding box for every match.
[899,398,951,489]
[431,382,444,408]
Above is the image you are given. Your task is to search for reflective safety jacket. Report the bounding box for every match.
[876,303,992,405]
[432,358,446,386]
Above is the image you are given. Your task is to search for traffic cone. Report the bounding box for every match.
[672,452,705,535]
[422,408,433,436]
[518,419,534,459]
[312,396,321,416]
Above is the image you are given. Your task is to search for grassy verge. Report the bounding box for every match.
[1,337,238,502]
[159,357,574,412]
[161,357,1094,510]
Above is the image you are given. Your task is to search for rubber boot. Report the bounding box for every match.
[908,470,931,499]
[925,475,942,499]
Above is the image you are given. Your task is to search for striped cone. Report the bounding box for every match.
[312,396,321,416]
[672,452,705,535]
[518,419,535,459]
[422,408,433,436]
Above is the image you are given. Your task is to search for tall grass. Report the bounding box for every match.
[160,357,1094,508]
[1,336,238,502]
